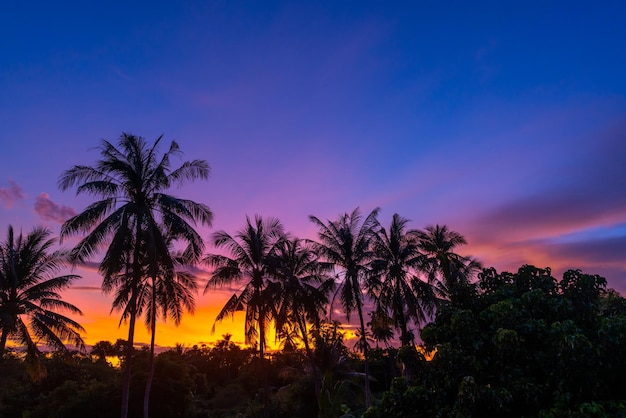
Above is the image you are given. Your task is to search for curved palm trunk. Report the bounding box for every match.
[143,277,157,418]
[355,295,371,408]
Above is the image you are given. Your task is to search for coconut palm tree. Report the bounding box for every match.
[370,214,437,347]
[203,215,285,418]
[142,244,197,418]
[102,237,198,418]
[367,307,394,349]
[59,133,213,418]
[0,226,85,360]
[414,224,481,301]
[309,207,380,408]
[272,237,335,399]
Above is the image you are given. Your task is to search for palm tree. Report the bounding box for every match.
[59,133,213,418]
[0,226,85,361]
[370,214,437,347]
[142,245,197,418]
[414,224,481,301]
[367,308,394,348]
[312,320,352,418]
[309,207,380,408]
[91,340,117,362]
[203,215,285,418]
[272,237,335,399]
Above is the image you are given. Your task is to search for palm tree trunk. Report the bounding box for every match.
[143,277,157,418]
[356,296,371,408]
[399,319,410,346]
[122,225,143,418]
[121,290,138,418]
[259,312,270,418]
[398,314,415,383]
[299,318,321,401]
[0,328,7,357]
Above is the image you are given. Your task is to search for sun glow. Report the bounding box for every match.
[61,285,285,351]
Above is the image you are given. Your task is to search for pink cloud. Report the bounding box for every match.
[34,193,76,223]
[0,180,26,208]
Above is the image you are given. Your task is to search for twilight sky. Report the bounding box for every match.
[1,1,625,348]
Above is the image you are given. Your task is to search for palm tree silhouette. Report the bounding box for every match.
[414,224,481,301]
[367,309,394,348]
[0,226,85,366]
[370,214,437,346]
[203,214,285,418]
[142,241,197,418]
[59,134,212,418]
[309,207,380,408]
[272,237,335,400]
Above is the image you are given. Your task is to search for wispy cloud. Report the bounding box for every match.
[70,286,102,291]
[0,180,26,208]
[34,193,76,223]
[79,261,102,272]
[441,117,626,296]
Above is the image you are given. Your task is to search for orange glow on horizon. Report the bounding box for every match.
[61,286,282,350]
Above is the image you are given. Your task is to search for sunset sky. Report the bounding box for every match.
[1,1,625,349]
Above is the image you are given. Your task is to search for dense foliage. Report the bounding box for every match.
[0,330,376,418]
[364,266,626,418]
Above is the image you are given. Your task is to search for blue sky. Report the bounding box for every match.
[1,1,625,345]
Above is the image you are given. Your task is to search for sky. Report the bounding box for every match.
[1,0,625,349]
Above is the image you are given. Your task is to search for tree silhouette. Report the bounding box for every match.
[0,226,85,366]
[272,237,335,399]
[370,214,437,347]
[203,215,285,418]
[91,340,118,363]
[59,133,212,418]
[414,224,481,302]
[309,207,380,408]
[367,309,394,348]
[141,244,197,418]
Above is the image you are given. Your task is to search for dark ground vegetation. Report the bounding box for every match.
[2,265,626,417]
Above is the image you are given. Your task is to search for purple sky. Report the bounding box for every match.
[1,1,626,345]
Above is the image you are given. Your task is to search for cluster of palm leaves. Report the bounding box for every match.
[0,226,84,381]
[1,133,481,418]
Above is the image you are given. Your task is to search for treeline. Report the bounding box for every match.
[1,134,626,417]
[2,266,626,417]
[0,329,343,417]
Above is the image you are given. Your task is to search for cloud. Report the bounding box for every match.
[539,236,626,290]
[70,286,103,291]
[80,261,102,272]
[34,193,76,223]
[544,235,626,267]
[0,180,26,208]
[468,117,626,246]
[459,116,626,290]
[474,191,626,244]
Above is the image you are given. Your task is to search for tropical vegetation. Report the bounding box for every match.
[1,134,625,418]
[0,225,84,377]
